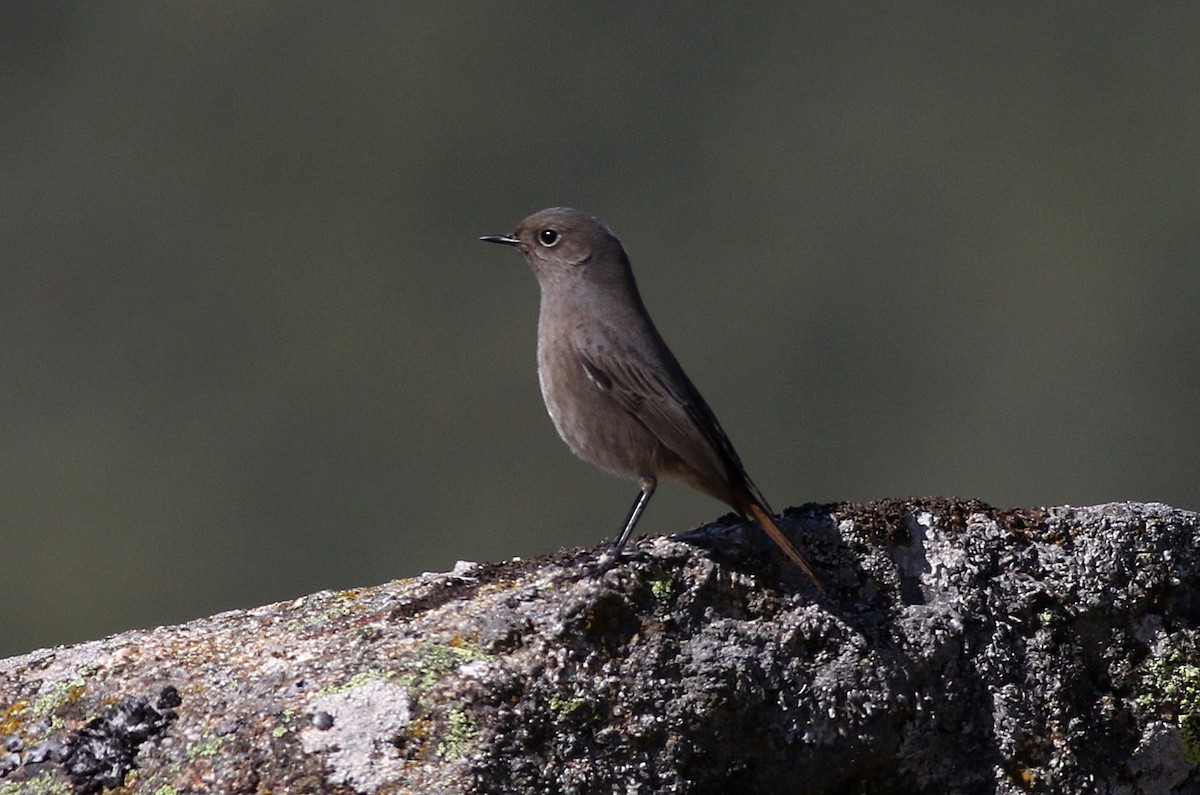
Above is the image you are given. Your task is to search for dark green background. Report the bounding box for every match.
[3,4,1197,657]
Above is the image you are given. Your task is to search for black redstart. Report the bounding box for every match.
[482,207,821,588]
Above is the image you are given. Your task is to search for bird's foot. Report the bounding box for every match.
[565,546,623,582]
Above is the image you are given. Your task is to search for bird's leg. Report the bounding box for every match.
[583,476,656,577]
[608,475,657,556]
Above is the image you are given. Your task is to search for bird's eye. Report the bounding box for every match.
[538,228,560,247]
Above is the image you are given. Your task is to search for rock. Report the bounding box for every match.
[0,500,1197,793]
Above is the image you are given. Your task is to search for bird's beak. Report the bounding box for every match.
[480,234,520,246]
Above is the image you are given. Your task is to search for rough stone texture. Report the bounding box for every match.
[1,500,1198,794]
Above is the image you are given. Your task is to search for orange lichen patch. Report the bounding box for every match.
[0,699,30,735]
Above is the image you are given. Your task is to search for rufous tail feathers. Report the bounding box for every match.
[745,501,824,592]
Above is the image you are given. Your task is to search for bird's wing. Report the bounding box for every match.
[570,320,824,588]
[571,320,756,505]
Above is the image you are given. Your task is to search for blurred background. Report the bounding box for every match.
[2,4,1197,657]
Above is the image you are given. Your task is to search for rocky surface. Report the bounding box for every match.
[1,499,1198,794]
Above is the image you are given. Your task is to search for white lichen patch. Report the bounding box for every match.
[299,679,413,793]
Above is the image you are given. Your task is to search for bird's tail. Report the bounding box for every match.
[745,501,824,592]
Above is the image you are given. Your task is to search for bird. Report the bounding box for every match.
[481,207,821,589]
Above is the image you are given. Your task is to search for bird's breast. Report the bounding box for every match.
[535,322,659,480]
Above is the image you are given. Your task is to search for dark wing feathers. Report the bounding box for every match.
[572,321,768,510]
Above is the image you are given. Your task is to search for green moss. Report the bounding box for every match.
[270,706,297,738]
[313,669,397,700]
[187,733,227,760]
[548,692,594,722]
[314,647,480,700]
[650,576,676,600]
[0,772,64,795]
[1139,633,1200,764]
[1181,713,1200,766]
[6,671,93,736]
[31,676,87,720]
[435,709,476,761]
[413,642,486,689]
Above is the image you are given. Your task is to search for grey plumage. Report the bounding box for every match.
[482,207,821,589]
